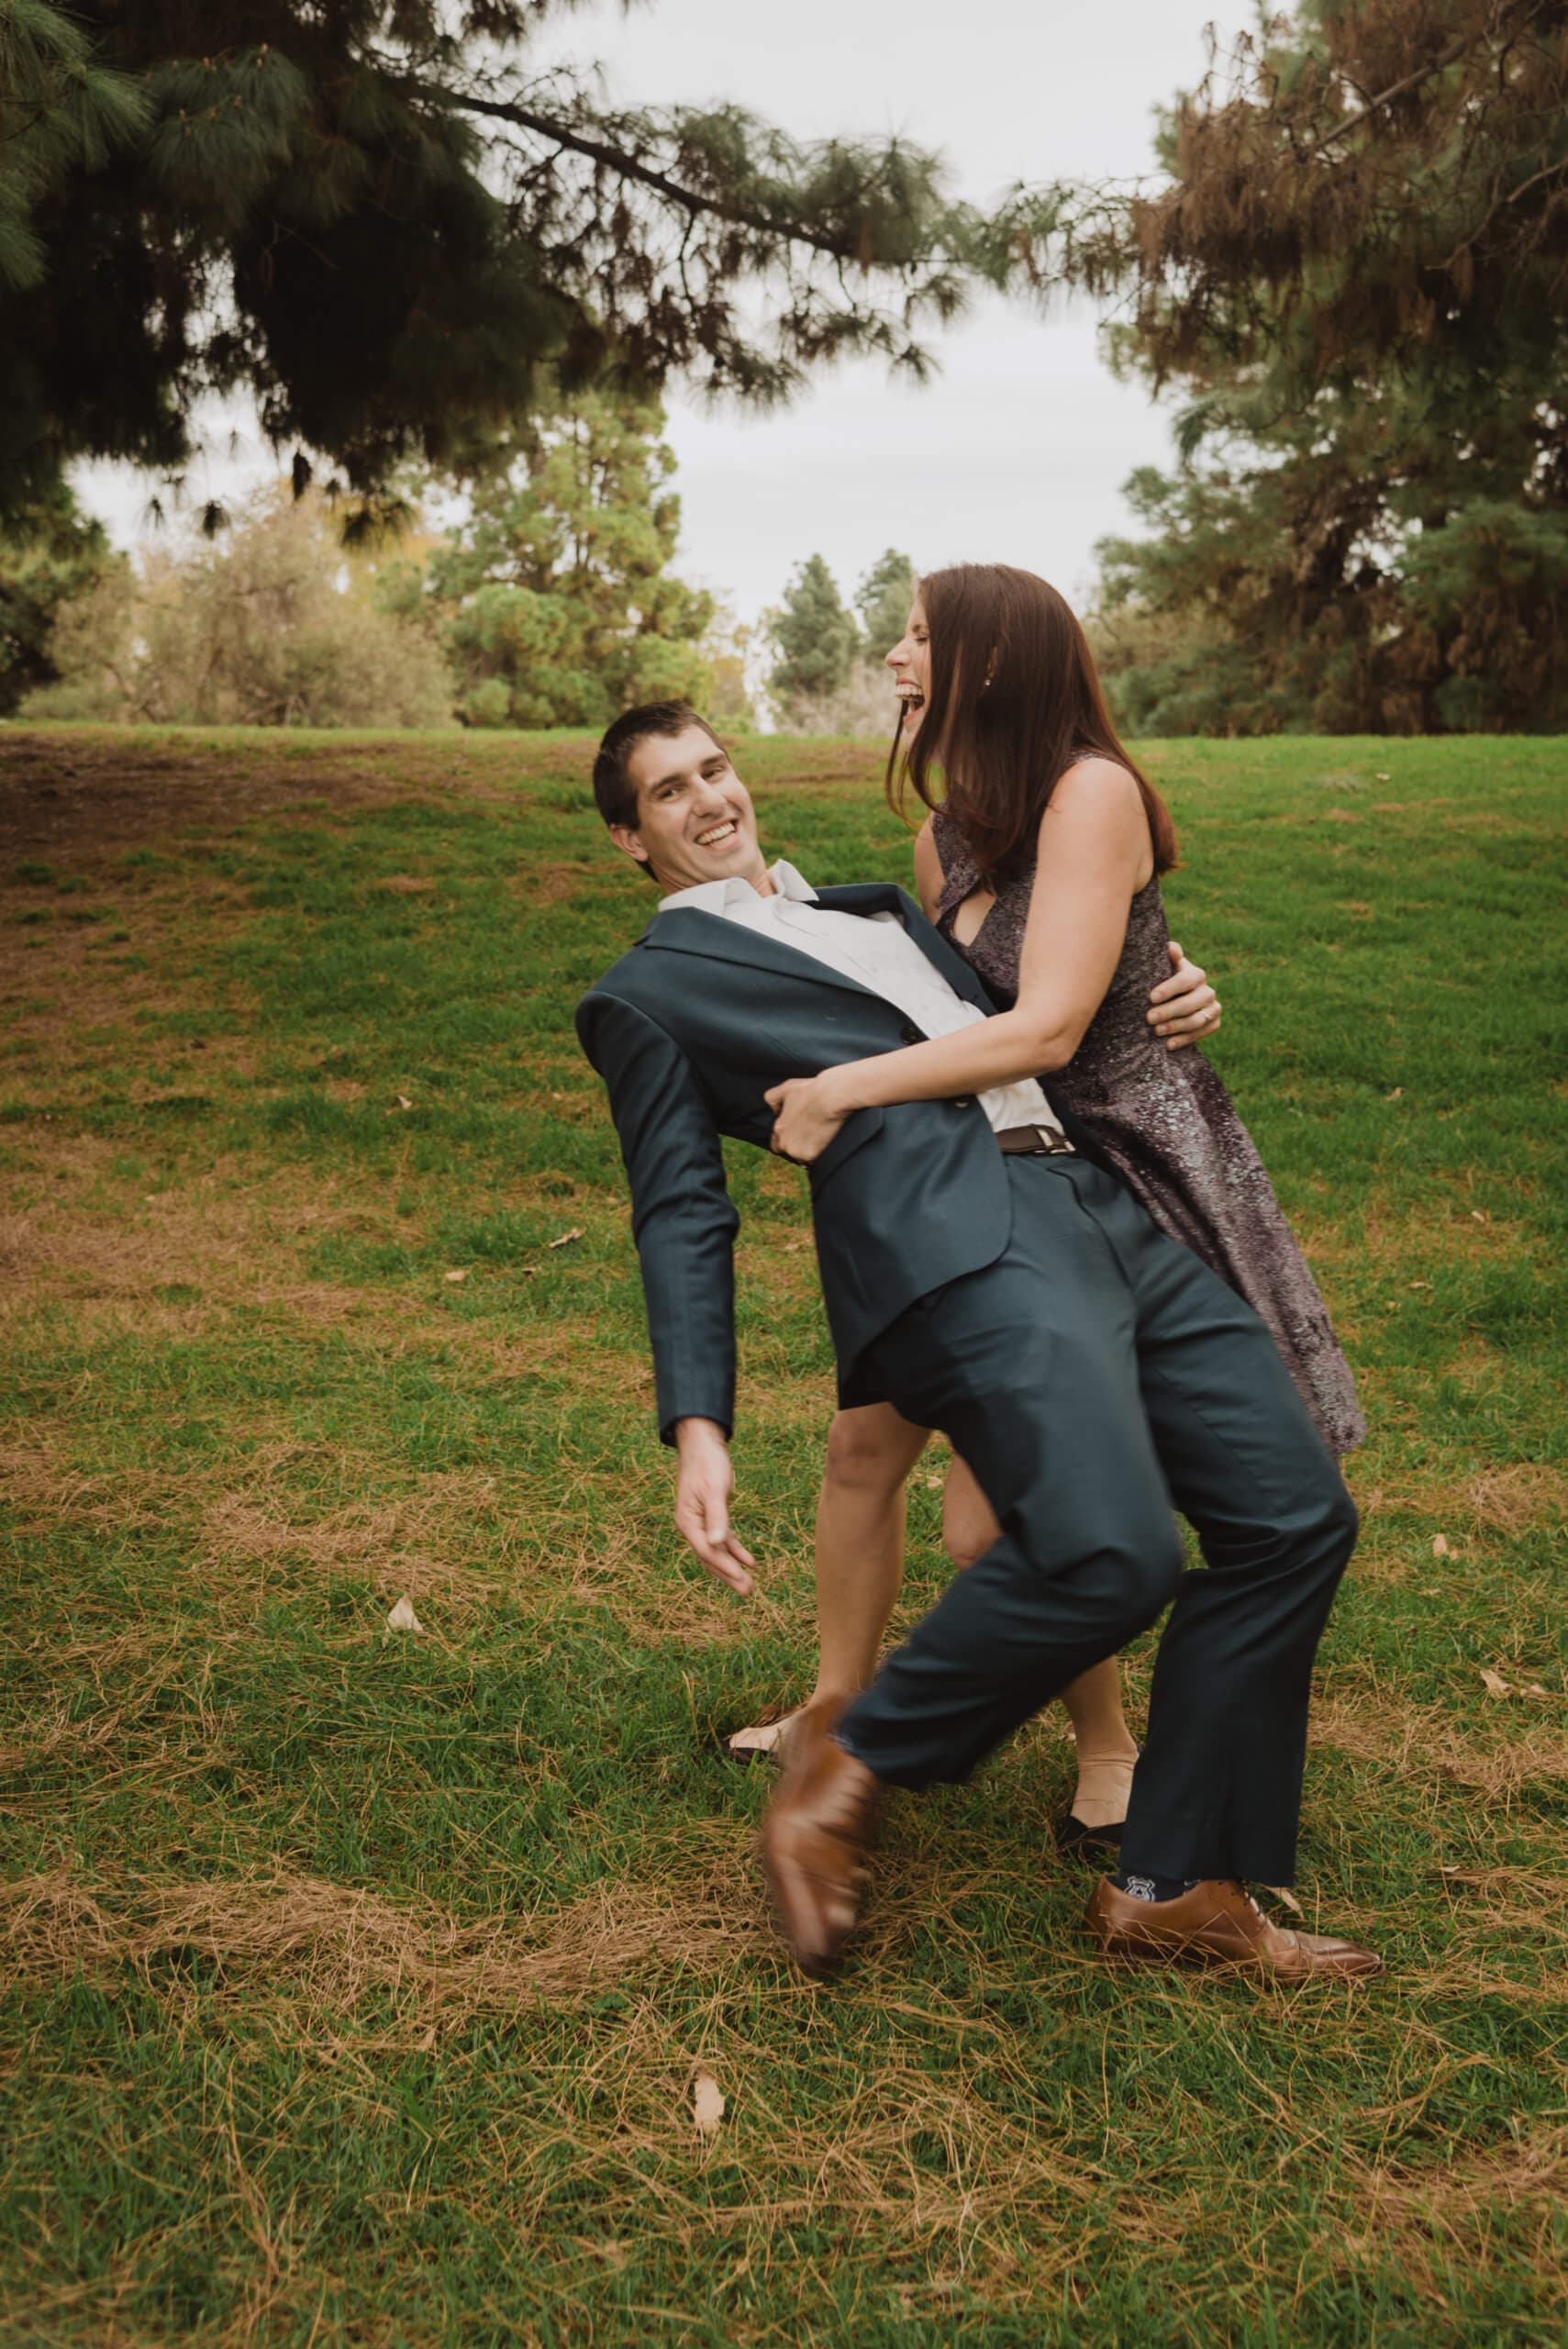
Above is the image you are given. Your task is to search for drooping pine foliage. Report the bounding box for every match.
[0,1,973,527]
[0,0,145,295]
[1010,0,1568,732]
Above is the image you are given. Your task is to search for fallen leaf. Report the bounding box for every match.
[1362,1488,1385,1513]
[925,1475,943,1490]
[1375,772,1391,782]
[548,1227,585,1250]
[1479,1668,1512,1698]
[1386,1086,1404,1099]
[1264,1885,1302,1915]
[1432,1533,1450,1557]
[691,2068,724,2136]
[394,1095,413,1110]
[386,1595,424,1633]
[443,1268,469,1284]
[1471,1209,1487,1224]
[1523,1683,1551,1698]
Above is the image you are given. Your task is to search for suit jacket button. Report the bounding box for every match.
[900,1022,922,1044]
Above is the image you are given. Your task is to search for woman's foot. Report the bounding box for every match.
[725,1703,807,1763]
[1055,1748,1137,1859]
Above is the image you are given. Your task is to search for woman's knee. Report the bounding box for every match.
[823,1405,927,1504]
[941,1456,1000,1572]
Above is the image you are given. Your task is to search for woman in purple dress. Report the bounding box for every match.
[747,563,1363,1853]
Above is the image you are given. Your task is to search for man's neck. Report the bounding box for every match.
[656,860,776,896]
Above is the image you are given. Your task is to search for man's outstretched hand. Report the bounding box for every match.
[673,1418,756,1595]
[1147,940,1222,1050]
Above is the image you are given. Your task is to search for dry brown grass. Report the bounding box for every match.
[201,1468,510,1609]
[1310,1688,1568,1806]
[1,1856,767,2015]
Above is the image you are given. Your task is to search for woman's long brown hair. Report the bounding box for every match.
[886,563,1178,880]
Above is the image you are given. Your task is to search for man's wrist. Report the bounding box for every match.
[673,1415,728,1453]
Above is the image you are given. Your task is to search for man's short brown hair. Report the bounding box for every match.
[592,701,724,833]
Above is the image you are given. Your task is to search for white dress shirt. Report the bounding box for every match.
[660,859,1067,1142]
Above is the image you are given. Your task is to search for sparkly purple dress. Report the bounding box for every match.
[931,806,1365,1453]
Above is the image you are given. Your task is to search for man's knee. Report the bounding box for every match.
[1308,1470,1359,1575]
[1123,1520,1185,1623]
[1008,1515,1181,1641]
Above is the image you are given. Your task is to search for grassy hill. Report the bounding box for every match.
[2,726,1566,2345]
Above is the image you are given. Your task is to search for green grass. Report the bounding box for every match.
[2,724,1567,2346]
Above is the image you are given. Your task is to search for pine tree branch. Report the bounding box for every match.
[1312,1,1541,156]
[432,86,911,268]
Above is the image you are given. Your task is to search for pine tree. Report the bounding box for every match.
[0,2,976,529]
[766,555,861,717]
[0,0,145,295]
[418,393,714,729]
[1008,0,1568,731]
[855,549,917,663]
[0,480,112,715]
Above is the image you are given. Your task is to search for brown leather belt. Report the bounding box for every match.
[996,1123,1075,1157]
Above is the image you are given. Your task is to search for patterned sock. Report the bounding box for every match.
[1115,1872,1200,1904]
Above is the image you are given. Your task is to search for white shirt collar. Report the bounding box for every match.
[658,858,818,915]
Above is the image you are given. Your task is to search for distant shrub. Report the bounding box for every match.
[24,486,456,729]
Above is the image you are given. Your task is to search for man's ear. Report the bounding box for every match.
[607,824,651,871]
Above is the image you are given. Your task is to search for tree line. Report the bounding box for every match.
[4,0,1564,735]
[18,401,916,738]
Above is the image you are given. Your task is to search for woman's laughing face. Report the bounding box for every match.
[885,595,930,738]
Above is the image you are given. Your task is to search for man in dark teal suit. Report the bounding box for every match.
[577,701,1381,1987]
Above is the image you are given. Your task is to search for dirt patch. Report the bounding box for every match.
[0,734,394,869]
[510,860,599,907]
[0,729,582,871]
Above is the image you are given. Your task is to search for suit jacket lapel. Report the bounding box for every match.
[639,882,999,1019]
[639,905,888,1008]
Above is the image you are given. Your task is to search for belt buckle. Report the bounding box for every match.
[1037,1123,1073,1156]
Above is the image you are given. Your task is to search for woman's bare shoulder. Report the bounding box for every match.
[1052,753,1143,807]
[1043,757,1145,835]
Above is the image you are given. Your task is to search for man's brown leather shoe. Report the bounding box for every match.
[761,1699,883,1979]
[1084,1877,1383,1980]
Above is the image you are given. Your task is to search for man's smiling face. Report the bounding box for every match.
[611,724,771,896]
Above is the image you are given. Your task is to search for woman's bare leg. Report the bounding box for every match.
[812,1404,931,1699]
[941,1454,1139,1829]
[725,1403,929,1755]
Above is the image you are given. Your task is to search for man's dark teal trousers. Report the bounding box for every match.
[837,1154,1358,1887]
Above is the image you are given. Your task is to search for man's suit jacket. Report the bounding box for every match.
[575,881,1105,1442]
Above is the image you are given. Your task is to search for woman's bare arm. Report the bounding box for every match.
[911,816,944,923]
[780,763,1147,1127]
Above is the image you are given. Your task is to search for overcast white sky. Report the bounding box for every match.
[77,0,1236,623]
